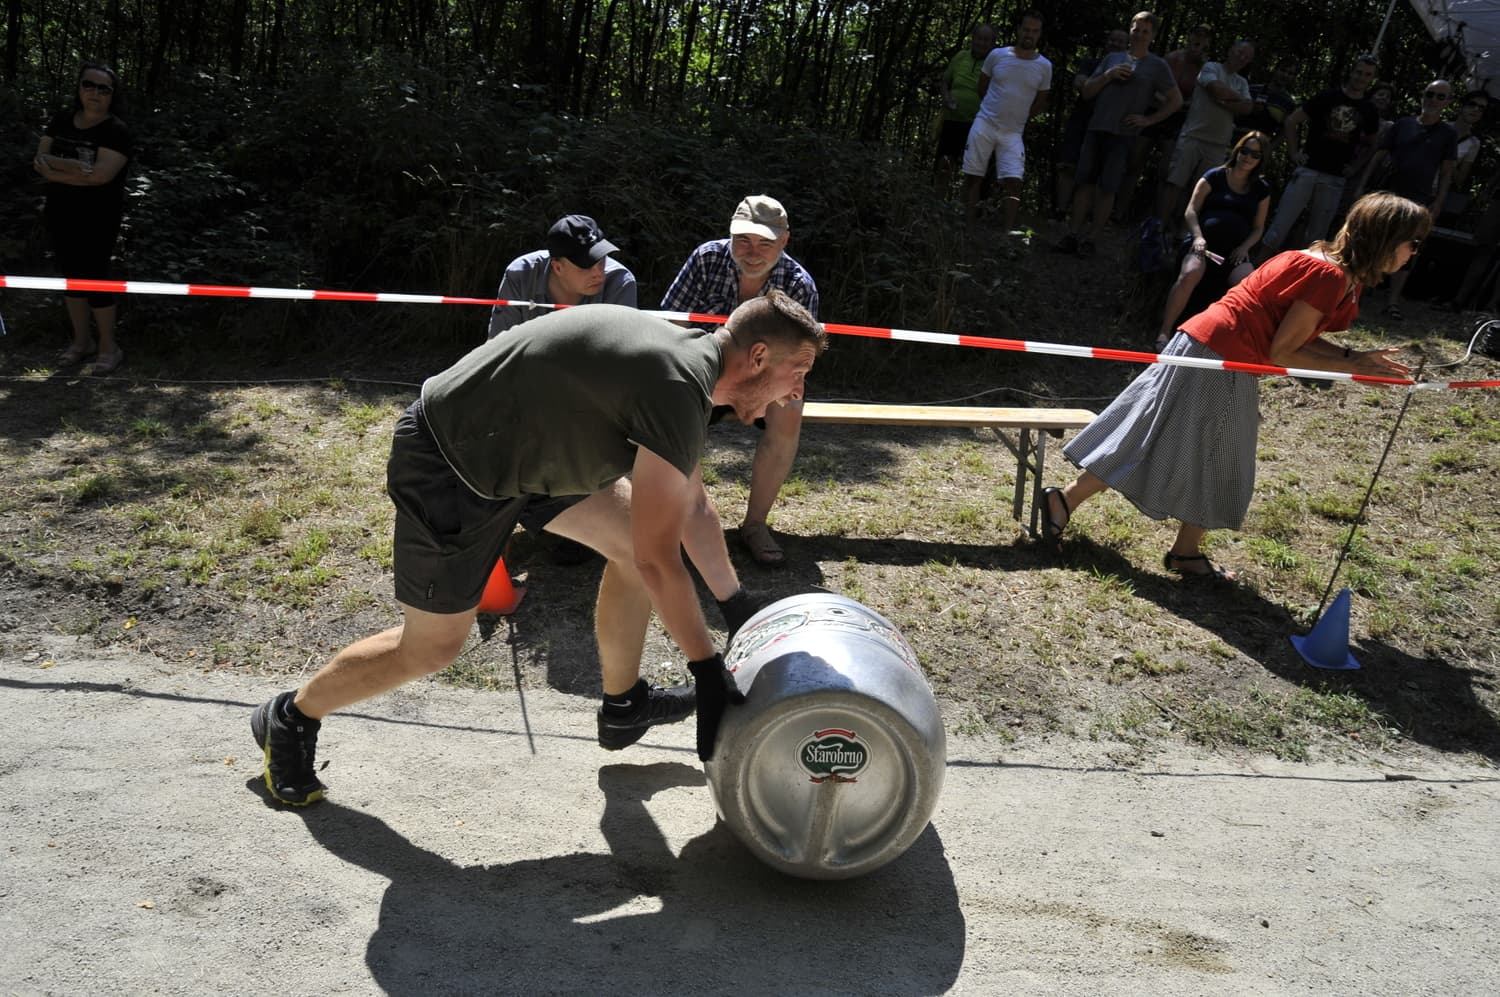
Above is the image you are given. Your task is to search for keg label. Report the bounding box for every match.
[798,728,868,783]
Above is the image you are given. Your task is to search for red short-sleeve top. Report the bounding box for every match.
[1181,251,1360,365]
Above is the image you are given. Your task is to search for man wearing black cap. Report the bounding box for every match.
[487,214,637,339]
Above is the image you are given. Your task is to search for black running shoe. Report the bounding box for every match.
[251,692,327,805]
[596,683,697,750]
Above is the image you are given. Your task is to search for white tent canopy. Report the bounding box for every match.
[1409,1,1500,97]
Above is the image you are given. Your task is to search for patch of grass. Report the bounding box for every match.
[358,536,394,569]
[289,529,332,569]
[1169,686,1393,760]
[1307,490,1363,523]
[945,503,985,530]
[1090,698,1160,740]
[240,503,283,543]
[130,417,170,438]
[1083,568,1134,611]
[340,401,390,435]
[1428,445,1480,473]
[779,476,810,499]
[71,473,119,505]
[1107,650,1188,682]
[1244,536,1302,572]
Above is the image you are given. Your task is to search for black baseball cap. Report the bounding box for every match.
[545,215,618,268]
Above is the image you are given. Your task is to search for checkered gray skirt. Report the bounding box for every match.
[1062,332,1259,530]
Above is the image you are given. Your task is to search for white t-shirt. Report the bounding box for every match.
[975,46,1053,133]
[1180,61,1249,144]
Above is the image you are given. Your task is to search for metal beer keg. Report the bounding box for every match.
[705,593,946,879]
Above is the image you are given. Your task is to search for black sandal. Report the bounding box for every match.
[1163,551,1236,583]
[1040,486,1070,553]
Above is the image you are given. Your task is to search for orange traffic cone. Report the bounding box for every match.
[478,555,526,615]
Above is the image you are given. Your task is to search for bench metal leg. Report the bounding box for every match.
[999,428,1056,539]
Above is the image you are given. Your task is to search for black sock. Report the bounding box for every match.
[601,679,648,716]
[280,693,312,725]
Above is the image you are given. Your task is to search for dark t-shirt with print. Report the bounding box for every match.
[1299,87,1378,175]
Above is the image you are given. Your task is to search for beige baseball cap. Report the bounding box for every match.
[729,195,789,240]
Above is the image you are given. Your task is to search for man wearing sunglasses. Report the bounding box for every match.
[1354,79,1459,319]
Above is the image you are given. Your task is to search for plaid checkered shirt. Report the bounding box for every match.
[659,238,820,324]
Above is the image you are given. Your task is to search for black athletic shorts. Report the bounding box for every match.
[386,399,584,614]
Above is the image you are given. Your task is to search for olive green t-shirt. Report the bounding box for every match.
[420,304,722,499]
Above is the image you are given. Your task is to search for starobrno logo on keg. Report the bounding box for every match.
[798,728,868,783]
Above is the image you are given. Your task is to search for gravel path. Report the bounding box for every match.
[2,638,1497,996]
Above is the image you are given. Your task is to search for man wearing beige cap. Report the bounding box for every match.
[487,214,637,339]
[662,195,820,566]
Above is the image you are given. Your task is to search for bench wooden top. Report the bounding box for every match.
[802,402,1095,431]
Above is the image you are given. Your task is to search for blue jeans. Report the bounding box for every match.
[1262,166,1345,250]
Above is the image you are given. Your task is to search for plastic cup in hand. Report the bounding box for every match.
[78,148,95,174]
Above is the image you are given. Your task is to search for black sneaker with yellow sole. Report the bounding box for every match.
[251,691,327,805]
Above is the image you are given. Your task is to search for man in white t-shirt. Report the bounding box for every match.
[1158,39,1255,231]
[961,10,1052,229]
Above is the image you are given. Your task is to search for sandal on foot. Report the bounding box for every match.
[1040,486,1071,553]
[86,348,124,374]
[1163,551,1236,583]
[739,522,786,567]
[56,341,97,366]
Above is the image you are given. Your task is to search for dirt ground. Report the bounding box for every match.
[3,640,1498,996]
[2,213,1498,993]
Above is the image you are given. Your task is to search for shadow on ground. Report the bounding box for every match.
[282,762,965,996]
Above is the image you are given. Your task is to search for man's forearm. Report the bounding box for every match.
[637,556,717,661]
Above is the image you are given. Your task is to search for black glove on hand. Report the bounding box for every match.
[716,587,769,645]
[687,653,745,762]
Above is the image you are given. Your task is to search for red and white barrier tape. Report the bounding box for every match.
[4,274,1496,391]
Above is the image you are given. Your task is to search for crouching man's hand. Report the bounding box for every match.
[687,653,745,761]
[716,587,771,644]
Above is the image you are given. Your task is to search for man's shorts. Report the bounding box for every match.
[936,118,973,160]
[387,399,583,614]
[1074,130,1136,194]
[962,123,1026,181]
[1167,136,1228,188]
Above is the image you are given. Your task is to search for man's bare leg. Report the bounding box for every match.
[1001,177,1023,230]
[546,478,699,748]
[256,604,475,804]
[544,479,652,695]
[294,606,476,719]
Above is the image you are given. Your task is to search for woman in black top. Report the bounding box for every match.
[1156,131,1272,350]
[32,62,134,372]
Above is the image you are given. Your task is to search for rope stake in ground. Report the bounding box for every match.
[4,274,1497,390]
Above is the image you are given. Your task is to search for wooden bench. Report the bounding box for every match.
[800,402,1096,539]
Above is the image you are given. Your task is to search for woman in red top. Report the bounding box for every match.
[1040,192,1423,580]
